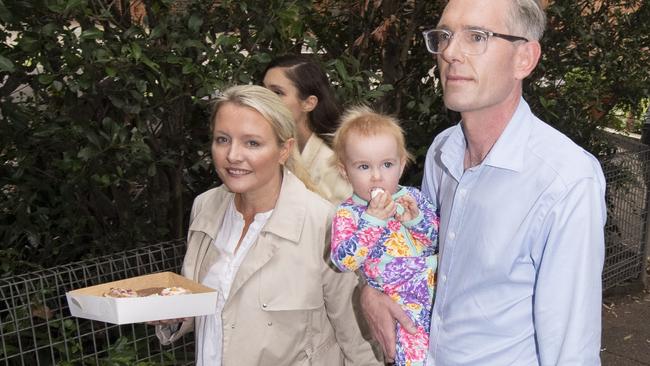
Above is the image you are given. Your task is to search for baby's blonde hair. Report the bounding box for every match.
[331,105,413,166]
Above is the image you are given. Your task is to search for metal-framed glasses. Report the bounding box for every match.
[422,29,529,55]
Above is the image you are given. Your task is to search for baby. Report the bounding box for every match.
[330,106,439,366]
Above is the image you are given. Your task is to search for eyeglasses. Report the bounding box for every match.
[422,29,529,55]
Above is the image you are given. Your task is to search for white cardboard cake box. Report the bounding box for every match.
[66,271,218,325]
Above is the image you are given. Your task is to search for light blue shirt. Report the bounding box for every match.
[422,99,606,365]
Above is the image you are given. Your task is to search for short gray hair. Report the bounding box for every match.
[507,0,546,41]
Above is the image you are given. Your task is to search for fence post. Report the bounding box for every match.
[640,111,650,288]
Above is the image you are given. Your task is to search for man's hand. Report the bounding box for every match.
[359,285,416,362]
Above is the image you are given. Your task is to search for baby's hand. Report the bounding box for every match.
[395,194,419,222]
[366,190,397,221]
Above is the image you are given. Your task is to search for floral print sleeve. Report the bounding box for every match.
[401,187,439,254]
[330,200,387,272]
[331,187,438,366]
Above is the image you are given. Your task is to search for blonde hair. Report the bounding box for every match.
[210,85,318,193]
[331,105,413,167]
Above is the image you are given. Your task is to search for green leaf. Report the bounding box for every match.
[80,27,103,40]
[108,95,125,109]
[131,43,142,61]
[77,147,94,161]
[181,63,195,74]
[149,26,165,39]
[140,55,160,73]
[182,39,204,49]
[188,14,203,33]
[85,130,102,148]
[105,66,117,77]
[93,48,112,62]
[37,74,55,85]
[165,55,186,64]
[0,55,15,73]
[333,60,349,80]
[64,0,85,13]
[253,53,272,64]
[135,80,147,93]
[0,2,12,23]
[167,76,181,87]
[238,73,250,83]
[46,2,65,12]
[18,36,40,52]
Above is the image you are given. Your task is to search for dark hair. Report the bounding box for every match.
[262,54,342,144]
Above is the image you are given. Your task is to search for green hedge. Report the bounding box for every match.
[1,0,648,274]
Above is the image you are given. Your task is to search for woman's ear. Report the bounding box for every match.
[279,138,295,165]
[514,40,541,80]
[301,95,318,113]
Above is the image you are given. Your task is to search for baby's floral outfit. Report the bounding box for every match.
[331,186,439,366]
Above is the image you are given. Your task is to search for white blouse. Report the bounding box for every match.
[196,197,272,366]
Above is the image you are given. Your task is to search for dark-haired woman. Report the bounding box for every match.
[262,54,352,204]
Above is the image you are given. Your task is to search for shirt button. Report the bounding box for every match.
[262,303,268,309]
[459,189,467,196]
[448,232,456,240]
[267,322,273,326]
[230,324,235,329]
[442,275,447,282]
[436,314,442,322]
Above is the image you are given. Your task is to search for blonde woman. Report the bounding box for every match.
[154,85,379,366]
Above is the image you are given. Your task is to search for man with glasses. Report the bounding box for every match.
[360,0,606,365]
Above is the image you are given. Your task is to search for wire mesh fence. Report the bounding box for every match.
[0,136,649,365]
[0,240,194,366]
[601,133,650,290]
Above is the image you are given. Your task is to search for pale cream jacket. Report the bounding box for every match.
[301,134,352,204]
[160,171,380,366]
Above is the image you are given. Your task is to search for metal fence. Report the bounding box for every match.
[1,138,649,365]
[602,133,650,290]
[0,240,194,366]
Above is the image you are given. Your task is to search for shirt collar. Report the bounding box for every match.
[440,97,532,177]
[189,169,308,245]
[440,124,467,181]
[261,169,307,244]
[482,98,531,172]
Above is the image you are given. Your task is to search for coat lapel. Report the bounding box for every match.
[185,187,232,281]
[228,170,307,299]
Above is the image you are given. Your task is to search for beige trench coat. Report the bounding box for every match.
[301,134,352,204]
[161,171,380,366]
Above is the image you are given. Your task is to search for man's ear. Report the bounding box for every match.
[514,41,541,80]
[302,95,318,113]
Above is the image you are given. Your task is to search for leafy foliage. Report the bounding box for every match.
[1,0,648,273]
